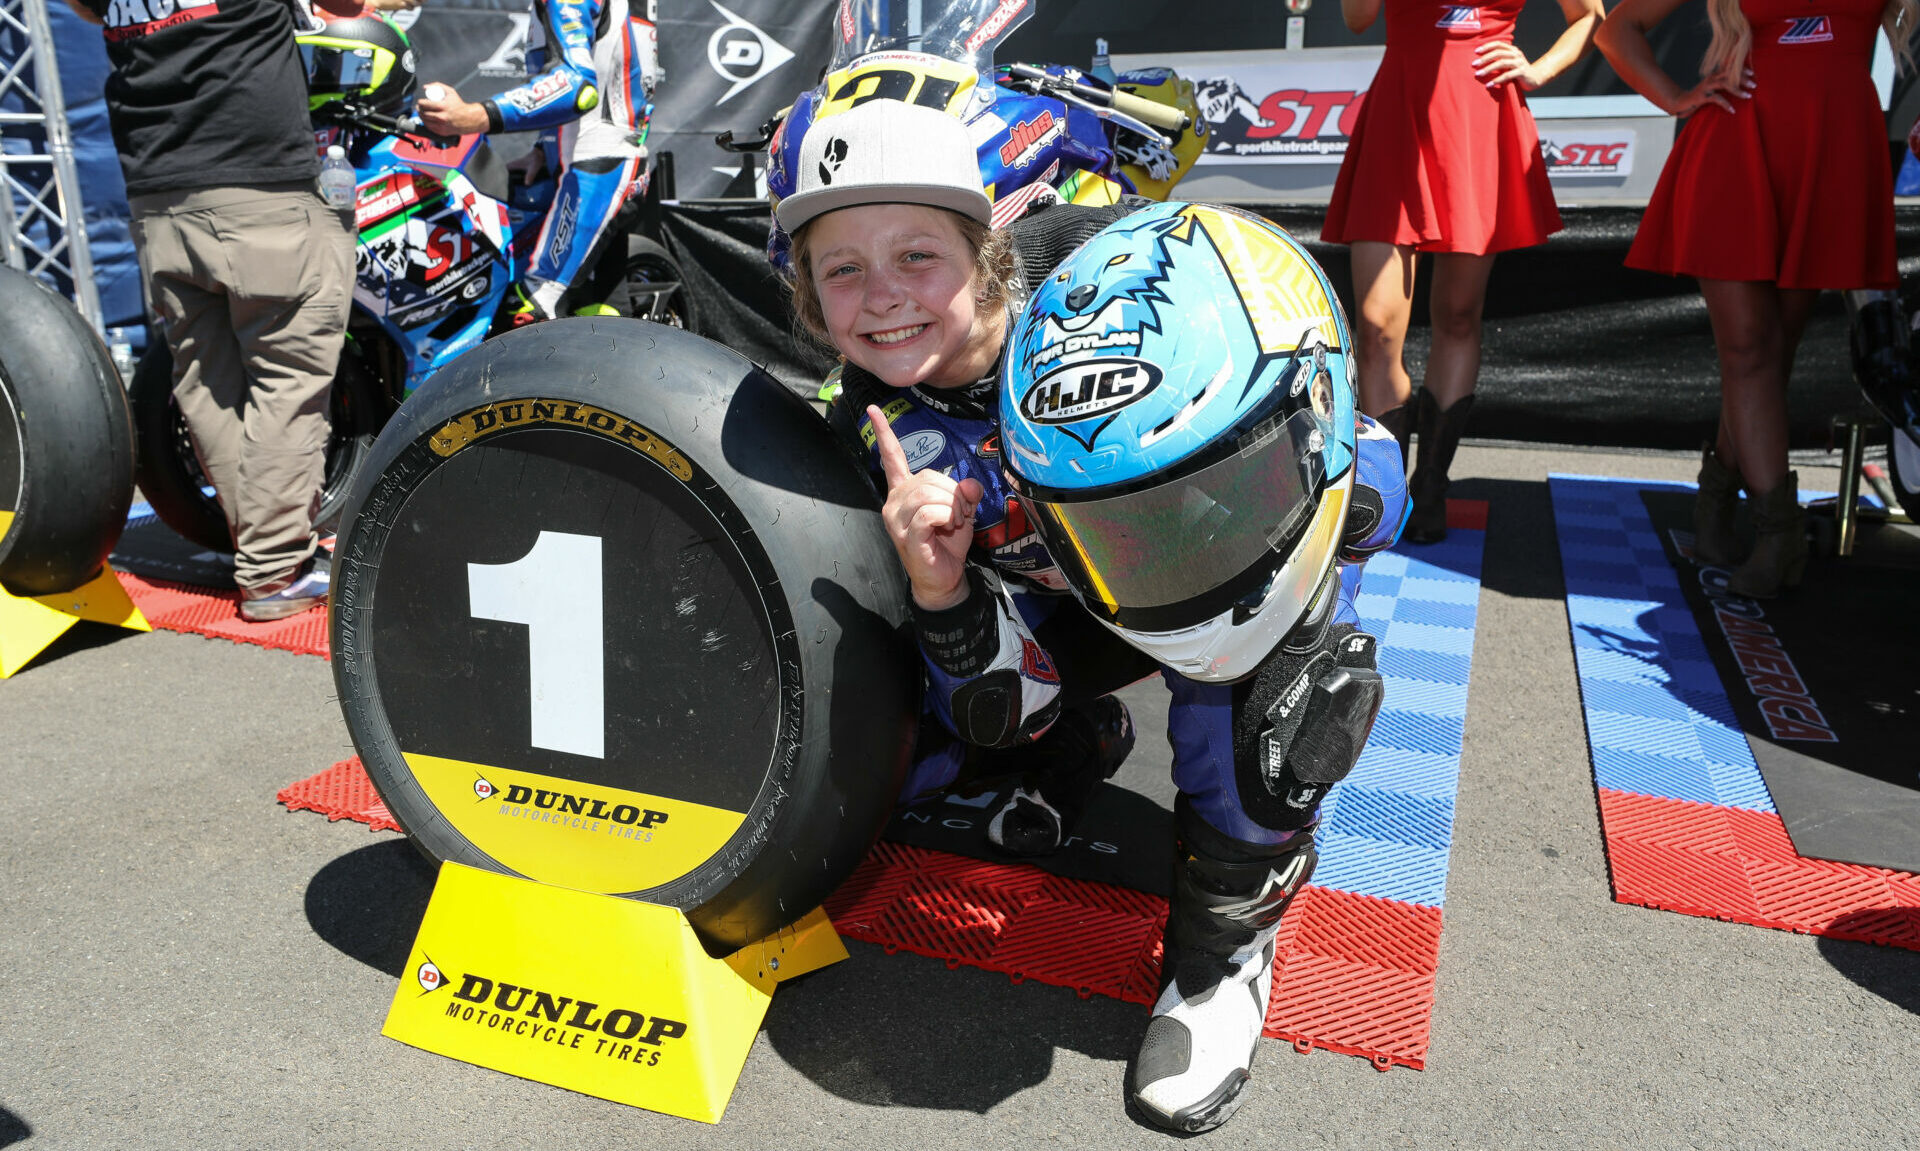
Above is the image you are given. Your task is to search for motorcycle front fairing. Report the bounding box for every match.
[347,131,520,394]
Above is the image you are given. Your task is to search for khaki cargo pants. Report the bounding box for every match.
[130,182,355,593]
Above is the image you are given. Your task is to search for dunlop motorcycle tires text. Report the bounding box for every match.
[330,318,920,953]
[0,266,136,596]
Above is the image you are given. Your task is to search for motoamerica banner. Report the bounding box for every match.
[396,0,838,200]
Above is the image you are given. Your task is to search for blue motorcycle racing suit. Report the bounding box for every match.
[827,198,1408,1134]
[481,0,658,319]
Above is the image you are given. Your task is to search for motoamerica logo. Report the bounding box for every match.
[1019,357,1163,425]
[422,961,689,1064]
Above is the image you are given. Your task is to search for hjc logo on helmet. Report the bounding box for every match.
[1018,357,1163,430]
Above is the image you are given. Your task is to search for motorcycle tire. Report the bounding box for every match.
[617,235,698,333]
[331,317,919,954]
[1891,431,1920,519]
[130,336,386,552]
[0,266,136,596]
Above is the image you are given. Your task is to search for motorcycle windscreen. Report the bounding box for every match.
[1024,409,1327,633]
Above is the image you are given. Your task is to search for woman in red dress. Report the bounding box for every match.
[1326,0,1604,542]
[1599,0,1912,596]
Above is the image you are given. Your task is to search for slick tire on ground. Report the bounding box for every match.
[0,266,136,596]
[331,317,919,953]
[130,338,384,551]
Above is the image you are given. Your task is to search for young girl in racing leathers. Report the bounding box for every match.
[778,98,1410,1133]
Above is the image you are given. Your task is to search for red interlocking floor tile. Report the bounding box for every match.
[1597,789,1920,950]
[117,571,329,658]
[285,760,1449,1070]
[276,757,399,833]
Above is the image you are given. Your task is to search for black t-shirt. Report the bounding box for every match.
[85,0,317,195]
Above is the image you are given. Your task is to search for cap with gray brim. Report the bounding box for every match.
[775,99,993,233]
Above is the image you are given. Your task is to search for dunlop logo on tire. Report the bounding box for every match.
[429,399,693,481]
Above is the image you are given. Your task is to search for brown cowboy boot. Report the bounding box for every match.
[1692,444,1743,567]
[1726,474,1807,598]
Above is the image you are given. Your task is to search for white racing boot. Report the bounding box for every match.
[1129,815,1316,1133]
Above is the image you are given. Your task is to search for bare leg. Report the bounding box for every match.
[1700,279,1815,596]
[1424,252,1498,409]
[1349,241,1418,417]
[1700,279,1812,494]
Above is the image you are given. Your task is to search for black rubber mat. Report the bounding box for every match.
[1641,489,1920,872]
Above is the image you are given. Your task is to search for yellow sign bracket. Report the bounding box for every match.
[383,862,847,1124]
[0,561,151,678]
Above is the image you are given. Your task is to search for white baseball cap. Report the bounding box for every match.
[774,99,992,233]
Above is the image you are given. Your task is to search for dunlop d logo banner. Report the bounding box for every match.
[385,863,836,1122]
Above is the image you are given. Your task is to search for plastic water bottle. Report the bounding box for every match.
[318,145,355,211]
[107,327,135,387]
[1090,38,1118,84]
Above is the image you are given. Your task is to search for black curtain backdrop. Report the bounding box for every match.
[659,201,1920,451]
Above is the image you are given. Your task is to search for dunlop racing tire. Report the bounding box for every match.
[130,337,383,551]
[331,318,919,953]
[0,266,136,595]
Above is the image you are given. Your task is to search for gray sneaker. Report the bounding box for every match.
[239,550,330,622]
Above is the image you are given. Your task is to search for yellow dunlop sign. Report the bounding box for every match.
[816,51,977,121]
[427,398,694,481]
[384,863,847,1122]
[404,753,746,895]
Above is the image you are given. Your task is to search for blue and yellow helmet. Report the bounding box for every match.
[998,201,1357,681]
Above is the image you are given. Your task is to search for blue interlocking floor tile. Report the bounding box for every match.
[1590,746,1725,807]
[1313,833,1452,907]
[1550,474,1777,817]
[1384,619,1478,657]
[1369,710,1465,758]
[1325,786,1455,851]
[1396,575,1483,604]
[1579,679,1703,725]
[1347,745,1460,799]
[1586,711,1715,762]
[1392,599,1477,630]
[1378,648,1471,687]
[1380,676,1469,719]
[1360,573,1405,599]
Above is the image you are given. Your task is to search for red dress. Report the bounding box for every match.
[1323,0,1563,254]
[1628,0,1897,289]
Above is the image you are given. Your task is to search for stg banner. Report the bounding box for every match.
[397,0,838,200]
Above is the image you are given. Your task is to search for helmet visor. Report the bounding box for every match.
[302,44,376,95]
[1019,408,1328,633]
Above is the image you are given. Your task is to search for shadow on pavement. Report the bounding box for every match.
[305,839,438,977]
[1448,476,1565,604]
[0,1106,30,1148]
[1816,915,1920,1017]
[16,618,148,672]
[761,943,1141,1114]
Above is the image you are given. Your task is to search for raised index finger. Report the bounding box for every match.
[867,404,914,489]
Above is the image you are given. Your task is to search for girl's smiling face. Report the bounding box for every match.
[806,202,1006,389]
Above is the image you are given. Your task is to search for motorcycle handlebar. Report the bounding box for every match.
[1107,88,1189,134]
[1001,64,1191,135]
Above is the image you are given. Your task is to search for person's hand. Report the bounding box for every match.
[1473,41,1547,90]
[870,404,981,611]
[415,83,489,136]
[1662,67,1754,117]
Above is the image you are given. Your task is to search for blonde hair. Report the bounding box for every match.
[1703,0,1918,80]
[787,210,1019,348]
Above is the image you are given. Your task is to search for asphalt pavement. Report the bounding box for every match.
[4,441,1917,1150]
